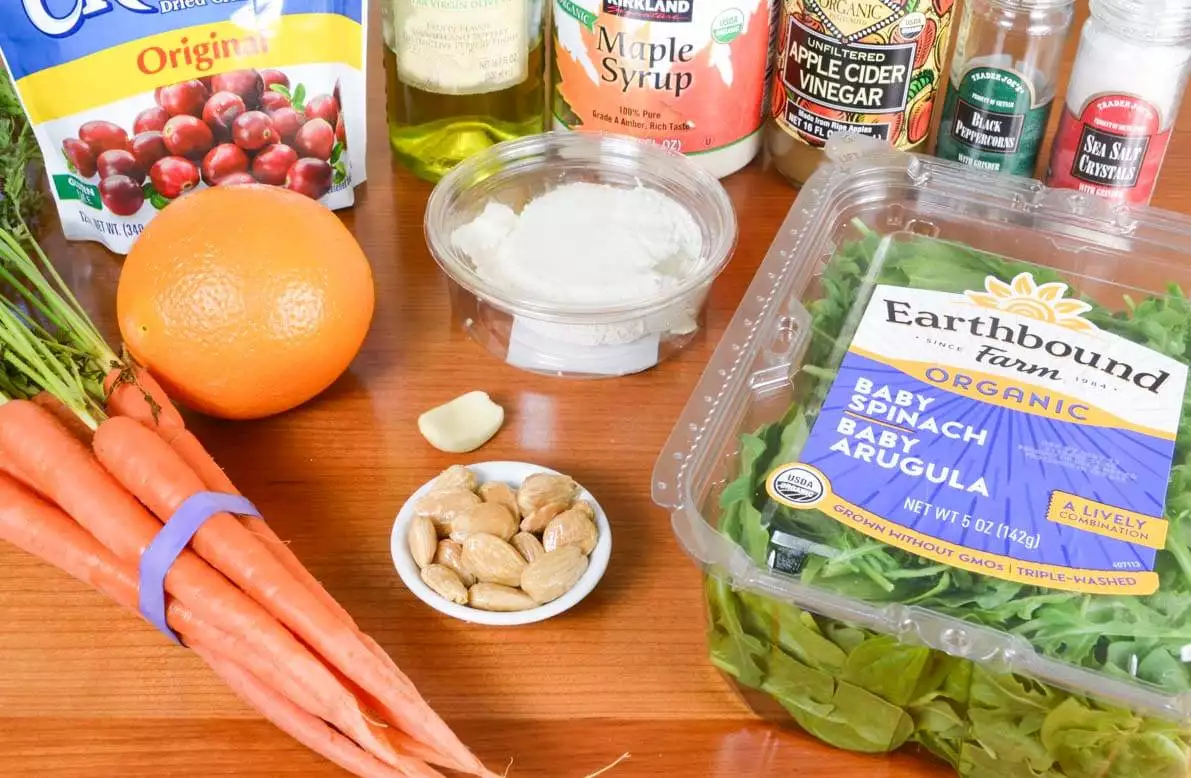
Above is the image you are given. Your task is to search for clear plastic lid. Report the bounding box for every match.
[1089,0,1191,45]
[654,134,1191,719]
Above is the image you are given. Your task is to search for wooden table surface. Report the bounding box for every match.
[6,4,1191,776]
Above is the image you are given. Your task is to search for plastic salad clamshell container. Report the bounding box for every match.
[425,132,737,378]
[653,134,1191,777]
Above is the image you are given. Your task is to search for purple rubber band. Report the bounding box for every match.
[138,491,261,644]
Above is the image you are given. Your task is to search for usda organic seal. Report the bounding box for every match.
[766,463,827,507]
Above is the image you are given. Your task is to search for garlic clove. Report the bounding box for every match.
[417,391,505,453]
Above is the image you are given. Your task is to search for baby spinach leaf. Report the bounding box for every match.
[841,635,931,706]
[910,699,965,765]
[959,741,1063,778]
[969,707,1055,773]
[765,650,915,753]
[775,606,848,673]
[709,627,766,690]
[707,579,766,688]
[821,619,867,653]
[762,647,836,715]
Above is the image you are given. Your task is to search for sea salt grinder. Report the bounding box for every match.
[935,0,1075,176]
[1044,0,1191,204]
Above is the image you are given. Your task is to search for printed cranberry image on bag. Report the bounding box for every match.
[0,1,368,254]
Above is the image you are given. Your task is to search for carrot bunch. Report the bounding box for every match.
[0,228,493,778]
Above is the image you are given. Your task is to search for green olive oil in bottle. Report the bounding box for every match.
[380,0,545,181]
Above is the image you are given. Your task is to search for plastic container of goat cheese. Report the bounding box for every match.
[424,132,737,379]
[653,133,1191,777]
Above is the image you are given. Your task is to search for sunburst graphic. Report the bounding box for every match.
[965,272,1096,333]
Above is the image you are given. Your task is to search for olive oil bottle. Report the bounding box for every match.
[381,0,546,181]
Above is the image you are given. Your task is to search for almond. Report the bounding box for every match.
[450,502,518,542]
[414,489,481,536]
[407,515,438,569]
[511,531,546,563]
[519,503,569,533]
[542,509,598,555]
[478,481,518,519]
[431,465,477,493]
[434,539,475,586]
[468,583,537,612]
[421,564,468,605]
[570,500,596,521]
[461,533,526,587]
[516,473,578,518]
[520,546,588,604]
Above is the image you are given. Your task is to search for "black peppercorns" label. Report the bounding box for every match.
[953,99,1025,152]
[935,66,1050,175]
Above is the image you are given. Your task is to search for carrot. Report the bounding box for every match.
[92,416,488,776]
[160,424,410,681]
[0,472,134,599]
[192,642,446,778]
[0,453,40,496]
[126,409,411,715]
[106,366,365,634]
[0,400,399,766]
[154,423,412,686]
[158,424,359,629]
[103,365,184,429]
[0,473,332,722]
[30,391,94,444]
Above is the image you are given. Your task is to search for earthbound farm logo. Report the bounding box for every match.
[23,0,156,37]
[883,272,1173,394]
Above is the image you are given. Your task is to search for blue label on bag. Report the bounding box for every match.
[766,273,1187,595]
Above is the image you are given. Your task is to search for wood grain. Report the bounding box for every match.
[4,2,1191,775]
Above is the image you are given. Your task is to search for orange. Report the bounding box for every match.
[118,185,374,420]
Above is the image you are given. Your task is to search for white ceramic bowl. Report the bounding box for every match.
[391,461,611,626]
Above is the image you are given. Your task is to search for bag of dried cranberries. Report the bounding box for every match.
[0,1,367,254]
